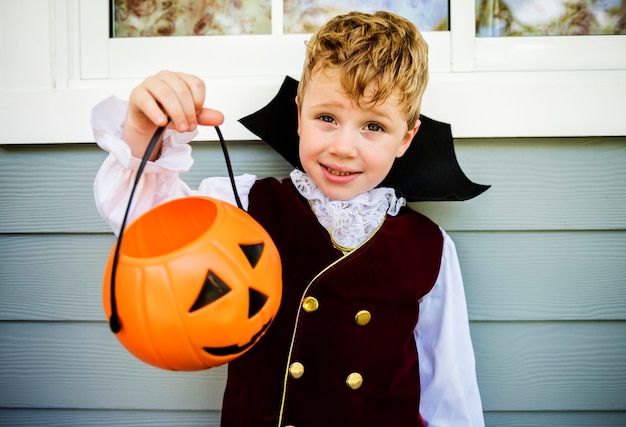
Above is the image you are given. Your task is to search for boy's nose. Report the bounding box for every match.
[328,130,358,158]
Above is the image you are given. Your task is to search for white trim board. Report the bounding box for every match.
[2,70,625,145]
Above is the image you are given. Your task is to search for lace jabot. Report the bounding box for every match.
[290,169,406,251]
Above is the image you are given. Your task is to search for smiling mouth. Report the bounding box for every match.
[325,166,358,176]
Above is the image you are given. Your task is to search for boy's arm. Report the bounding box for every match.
[415,231,485,426]
[92,96,256,235]
[93,95,198,234]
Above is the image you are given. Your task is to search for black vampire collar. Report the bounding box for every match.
[238,76,489,202]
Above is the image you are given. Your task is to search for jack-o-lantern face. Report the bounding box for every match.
[102,196,282,371]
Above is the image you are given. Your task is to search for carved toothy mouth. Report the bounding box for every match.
[202,318,273,357]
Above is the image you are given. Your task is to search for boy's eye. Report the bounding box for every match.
[366,123,384,132]
[318,114,335,124]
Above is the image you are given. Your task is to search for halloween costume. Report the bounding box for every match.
[92,83,485,425]
[221,173,443,426]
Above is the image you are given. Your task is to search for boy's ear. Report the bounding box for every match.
[295,95,301,137]
[396,120,420,158]
[238,76,489,201]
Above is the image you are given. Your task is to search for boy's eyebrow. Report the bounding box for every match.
[308,100,400,125]
[306,99,345,110]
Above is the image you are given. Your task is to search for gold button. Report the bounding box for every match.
[346,372,363,390]
[354,310,371,326]
[302,296,319,313]
[289,362,304,379]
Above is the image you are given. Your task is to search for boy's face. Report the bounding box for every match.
[297,68,420,201]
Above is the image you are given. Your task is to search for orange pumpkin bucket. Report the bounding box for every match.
[102,126,281,371]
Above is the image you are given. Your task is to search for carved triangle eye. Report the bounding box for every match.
[240,243,264,268]
[189,271,231,313]
[248,287,268,318]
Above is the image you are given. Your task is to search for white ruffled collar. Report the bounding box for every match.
[290,169,405,252]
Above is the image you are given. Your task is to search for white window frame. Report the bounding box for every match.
[75,0,453,79]
[75,0,626,77]
[2,0,624,144]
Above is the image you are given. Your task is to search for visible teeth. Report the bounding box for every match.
[327,167,353,176]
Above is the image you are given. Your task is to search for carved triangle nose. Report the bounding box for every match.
[248,287,268,318]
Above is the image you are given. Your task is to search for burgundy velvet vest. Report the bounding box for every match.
[220,177,444,427]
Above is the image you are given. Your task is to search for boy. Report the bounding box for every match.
[94,11,484,426]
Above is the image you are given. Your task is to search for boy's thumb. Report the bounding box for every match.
[197,108,225,126]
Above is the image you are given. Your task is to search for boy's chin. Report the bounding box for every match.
[315,182,373,202]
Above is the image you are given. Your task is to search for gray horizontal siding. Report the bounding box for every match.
[1,411,625,427]
[483,412,626,427]
[1,136,625,426]
[0,409,220,427]
[0,322,226,411]
[1,231,625,321]
[473,321,626,411]
[1,137,625,233]
[1,322,624,412]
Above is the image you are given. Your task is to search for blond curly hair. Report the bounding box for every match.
[297,11,429,128]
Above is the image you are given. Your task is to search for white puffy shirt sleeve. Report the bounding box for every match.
[92,96,257,234]
[416,230,484,426]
